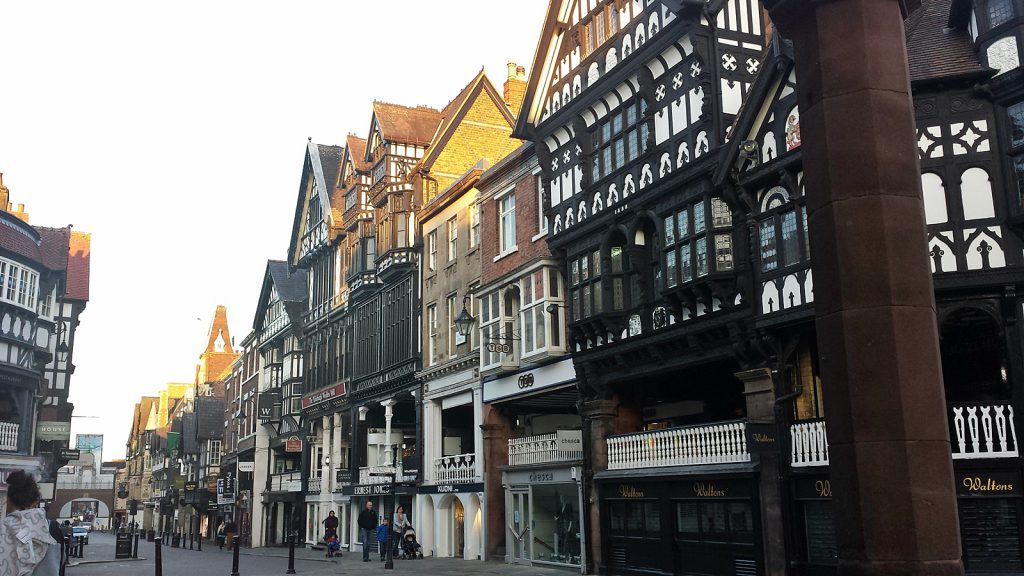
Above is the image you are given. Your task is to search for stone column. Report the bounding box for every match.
[381,399,396,467]
[321,416,332,492]
[737,368,785,576]
[760,1,962,574]
[331,413,343,498]
[481,405,512,560]
[472,388,484,481]
[580,398,619,575]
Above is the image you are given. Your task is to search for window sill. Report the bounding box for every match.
[493,246,519,262]
[531,231,549,242]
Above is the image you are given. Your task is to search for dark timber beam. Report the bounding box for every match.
[760,1,963,574]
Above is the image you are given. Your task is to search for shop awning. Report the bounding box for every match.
[594,461,758,480]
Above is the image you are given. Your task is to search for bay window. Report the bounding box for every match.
[480,292,502,369]
[592,99,649,183]
[570,250,602,320]
[759,186,808,272]
[663,198,734,286]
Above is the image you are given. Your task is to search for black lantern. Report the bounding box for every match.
[454,296,475,338]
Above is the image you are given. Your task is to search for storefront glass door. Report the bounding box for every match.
[510,491,530,564]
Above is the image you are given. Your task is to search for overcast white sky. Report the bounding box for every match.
[0,1,549,460]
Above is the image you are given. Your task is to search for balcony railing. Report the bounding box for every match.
[433,453,476,483]
[791,420,829,467]
[307,477,322,494]
[607,420,750,470]
[358,463,415,485]
[952,403,1019,460]
[333,467,349,491]
[270,471,303,492]
[0,421,19,451]
[508,431,584,466]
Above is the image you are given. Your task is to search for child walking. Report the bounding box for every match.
[376,518,390,561]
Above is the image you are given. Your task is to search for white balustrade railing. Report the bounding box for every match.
[434,453,476,483]
[508,431,584,466]
[952,403,1019,459]
[0,421,19,451]
[791,420,829,467]
[359,463,415,484]
[606,420,750,470]
[307,477,322,494]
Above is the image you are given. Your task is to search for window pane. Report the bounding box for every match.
[696,237,708,276]
[693,202,705,234]
[711,198,732,227]
[640,123,650,153]
[610,246,623,273]
[609,502,626,536]
[581,255,590,281]
[572,289,581,321]
[571,259,580,286]
[800,205,810,259]
[582,285,592,317]
[644,502,661,537]
[612,113,623,135]
[626,503,643,532]
[593,280,603,313]
[523,309,535,353]
[664,215,675,245]
[602,147,612,175]
[781,210,801,267]
[702,502,728,543]
[676,502,700,540]
[728,502,754,544]
[760,220,778,272]
[677,209,689,238]
[613,278,625,310]
[626,102,637,127]
[535,307,546,349]
[988,0,1014,27]
[715,234,733,271]
[602,123,612,143]
[549,268,560,297]
[680,244,692,282]
[1009,102,1024,148]
[666,250,678,287]
[626,129,638,161]
[614,139,625,169]
[804,501,838,563]
[592,250,602,276]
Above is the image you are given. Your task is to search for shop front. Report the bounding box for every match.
[503,466,585,571]
[418,482,484,559]
[955,468,1024,572]
[341,483,417,554]
[597,475,760,576]
[789,474,837,575]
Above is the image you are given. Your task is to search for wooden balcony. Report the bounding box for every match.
[606,420,750,470]
[508,431,583,466]
[358,463,416,485]
[269,471,303,492]
[433,453,477,484]
[0,421,19,451]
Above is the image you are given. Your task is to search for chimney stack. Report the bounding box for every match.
[504,61,528,117]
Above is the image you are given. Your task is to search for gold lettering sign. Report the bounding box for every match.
[963,476,1014,493]
[693,482,726,497]
[752,433,774,443]
[618,485,645,498]
[815,480,832,498]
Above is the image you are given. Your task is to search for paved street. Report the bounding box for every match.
[68,533,571,576]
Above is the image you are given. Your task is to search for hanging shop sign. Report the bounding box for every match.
[956,471,1021,496]
[258,391,280,423]
[184,481,198,492]
[36,421,71,442]
[556,430,582,453]
[745,423,780,454]
[237,461,255,473]
[58,449,81,461]
[301,382,347,409]
[343,484,391,496]
[284,436,303,453]
[794,476,833,500]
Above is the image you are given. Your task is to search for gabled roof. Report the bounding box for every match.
[34,226,70,272]
[345,135,371,173]
[369,101,442,151]
[286,140,343,265]
[905,0,987,83]
[415,69,518,173]
[252,260,308,330]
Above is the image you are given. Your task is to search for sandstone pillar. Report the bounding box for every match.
[580,398,618,575]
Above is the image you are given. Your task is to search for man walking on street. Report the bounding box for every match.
[357,501,378,562]
[224,518,237,550]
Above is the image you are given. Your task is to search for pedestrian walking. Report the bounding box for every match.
[223,518,237,550]
[356,501,378,562]
[391,506,408,557]
[376,519,389,561]
[0,470,59,575]
[216,520,226,550]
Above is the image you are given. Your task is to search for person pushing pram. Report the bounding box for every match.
[397,524,422,559]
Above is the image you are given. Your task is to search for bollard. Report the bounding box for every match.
[155,539,163,576]
[286,533,296,574]
[230,535,240,576]
[190,527,194,550]
[133,531,140,559]
[197,525,202,551]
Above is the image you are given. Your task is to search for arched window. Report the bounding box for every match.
[921,172,948,224]
[757,187,808,272]
[961,167,996,220]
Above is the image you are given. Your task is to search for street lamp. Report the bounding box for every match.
[453,296,475,338]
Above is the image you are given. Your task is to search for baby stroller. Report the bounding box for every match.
[399,526,423,559]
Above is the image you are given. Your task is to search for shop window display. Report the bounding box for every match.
[531,484,582,565]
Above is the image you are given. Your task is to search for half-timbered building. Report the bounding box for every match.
[516,1,769,574]
[709,0,1024,573]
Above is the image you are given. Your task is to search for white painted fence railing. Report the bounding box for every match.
[952,403,1018,459]
[307,477,322,494]
[270,471,303,492]
[433,453,477,483]
[359,463,416,484]
[606,420,750,470]
[791,420,829,467]
[0,422,18,451]
[508,431,584,466]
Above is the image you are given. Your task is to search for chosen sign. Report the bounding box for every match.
[237,461,255,473]
[301,382,347,409]
[285,436,303,453]
[745,423,779,453]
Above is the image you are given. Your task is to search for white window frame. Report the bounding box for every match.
[498,191,517,256]
[446,294,458,358]
[428,230,438,272]
[0,257,39,311]
[519,267,567,358]
[427,304,438,366]
[479,292,502,370]
[536,173,548,236]
[469,203,480,249]
[447,216,458,262]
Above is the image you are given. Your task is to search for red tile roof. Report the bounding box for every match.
[0,212,43,265]
[66,231,90,301]
[345,135,370,172]
[35,226,70,271]
[372,101,442,146]
[905,0,987,83]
